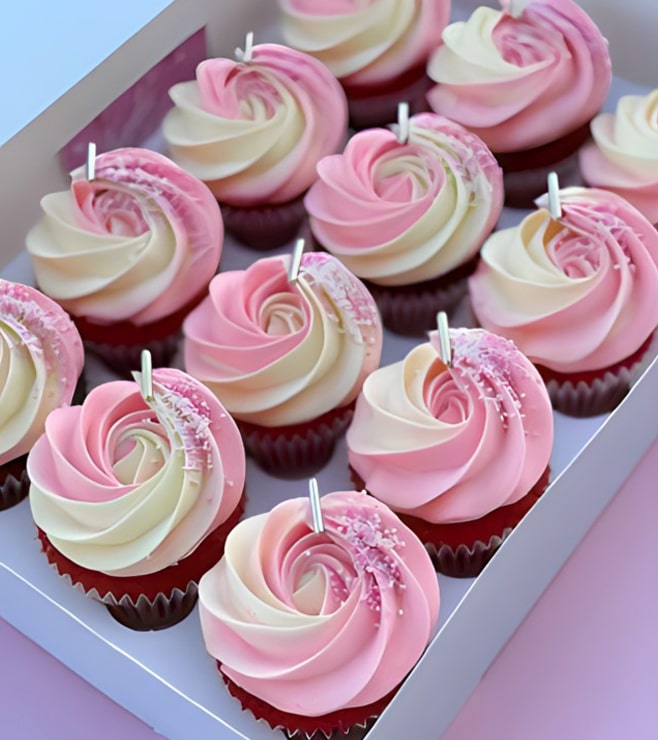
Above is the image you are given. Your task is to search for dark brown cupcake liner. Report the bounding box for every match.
[217,662,392,739]
[342,63,432,131]
[82,332,181,378]
[364,255,478,337]
[0,455,29,511]
[100,581,199,631]
[238,404,354,478]
[221,195,307,250]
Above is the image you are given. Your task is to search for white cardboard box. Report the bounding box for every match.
[1,2,657,739]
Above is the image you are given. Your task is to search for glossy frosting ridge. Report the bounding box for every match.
[0,281,84,466]
[163,43,348,204]
[279,0,450,85]
[26,148,223,326]
[580,89,658,224]
[347,328,553,522]
[28,368,245,577]
[198,489,440,716]
[183,252,382,426]
[305,113,503,286]
[426,0,611,152]
[469,187,658,373]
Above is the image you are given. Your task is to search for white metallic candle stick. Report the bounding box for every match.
[395,102,410,144]
[508,0,527,18]
[437,311,452,367]
[140,349,154,403]
[235,31,254,63]
[547,171,562,220]
[86,142,97,181]
[309,477,324,534]
[288,237,305,283]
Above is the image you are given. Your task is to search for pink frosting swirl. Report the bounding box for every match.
[183,252,382,427]
[198,489,439,716]
[469,187,658,373]
[426,0,611,152]
[163,44,348,204]
[279,0,450,85]
[26,148,223,325]
[28,368,245,577]
[305,113,503,286]
[0,281,84,466]
[580,89,658,225]
[347,329,552,523]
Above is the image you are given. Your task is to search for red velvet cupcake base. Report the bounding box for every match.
[496,121,591,209]
[364,256,478,337]
[221,196,306,250]
[217,662,394,739]
[73,287,208,377]
[0,456,29,511]
[342,64,432,131]
[238,404,354,479]
[536,332,655,417]
[36,493,245,631]
[351,467,550,578]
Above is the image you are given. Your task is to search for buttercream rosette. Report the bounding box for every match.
[28,367,246,630]
[183,251,382,477]
[26,147,223,373]
[279,0,450,128]
[305,112,503,334]
[198,489,440,736]
[580,89,658,226]
[347,327,553,576]
[0,280,84,510]
[426,0,611,206]
[469,187,658,416]
[162,43,348,248]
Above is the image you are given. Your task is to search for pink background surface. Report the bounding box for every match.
[2,439,658,739]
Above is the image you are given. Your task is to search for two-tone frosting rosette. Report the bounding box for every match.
[184,251,382,477]
[26,147,223,374]
[199,489,440,737]
[580,89,658,226]
[427,0,611,206]
[469,187,658,416]
[0,280,84,510]
[305,112,503,334]
[29,367,245,630]
[163,42,348,248]
[347,327,553,576]
[279,0,450,128]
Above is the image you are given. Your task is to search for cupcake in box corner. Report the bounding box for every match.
[469,187,658,417]
[426,0,611,208]
[162,42,348,250]
[580,89,658,227]
[0,280,84,511]
[347,327,553,578]
[305,112,503,335]
[183,251,382,478]
[25,147,223,376]
[28,366,246,630]
[198,489,440,738]
[279,0,450,129]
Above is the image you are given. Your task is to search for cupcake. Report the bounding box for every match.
[183,251,383,477]
[28,366,246,630]
[26,147,223,375]
[580,88,658,227]
[305,111,503,335]
[469,186,658,416]
[279,0,450,129]
[426,0,611,207]
[162,42,348,249]
[347,327,553,577]
[198,488,440,737]
[0,280,84,511]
